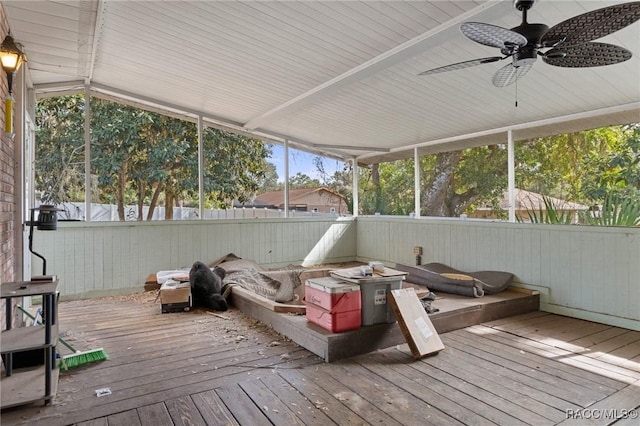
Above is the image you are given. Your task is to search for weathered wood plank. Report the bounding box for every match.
[164,396,206,426]
[258,372,335,426]
[105,409,142,426]
[136,402,173,426]
[551,334,640,374]
[485,311,557,332]
[465,325,628,390]
[492,315,612,343]
[295,366,404,425]
[420,348,565,425]
[7,293,640,426]
[602,339,640,366]
[557,379,640,426]
[443,334,606,408]
[60,312,237,350]
[74,346,314,408]
[467,325,640,384]
[451,328,622,392]
[381,348,543,425]
[59,338,292,389]
[238,377,306,425]
[63,314,199,339]
[609,410,640,426]
[190,390,239,426]
[323,361,464,426]
[74,418,108,426]
[429,290,540,334]
[359,351,499,426]
[622,354,640,372]
[215,384,271,426]
[481,310,550,327]
[4,349,316,426]
[567,327,633,348]
[277,368,371,425]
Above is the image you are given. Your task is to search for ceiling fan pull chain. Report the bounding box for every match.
[515,71,518,108]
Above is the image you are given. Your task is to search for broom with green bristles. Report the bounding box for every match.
[18,305,109,370]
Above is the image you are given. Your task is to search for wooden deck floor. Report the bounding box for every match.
[2,293,639,426]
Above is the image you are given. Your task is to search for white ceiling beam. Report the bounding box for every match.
[33,80,86,98]
[87,0,106,82]
[311,143,390,152]
[243,0,504,131]
[90,84,351,161]
[34,81,86,92]
[33,81,352,162]
[255,129,377,159]
[357,102,640,162]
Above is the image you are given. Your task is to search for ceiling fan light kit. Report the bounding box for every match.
[420,0,640,87]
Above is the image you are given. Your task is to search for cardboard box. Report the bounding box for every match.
[389,287,444,359]
[160,280,192,313]
[305,277,361,332]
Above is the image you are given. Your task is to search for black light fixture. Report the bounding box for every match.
[0,34,26,134]
[26,205,61,277]
[0,35,25,92]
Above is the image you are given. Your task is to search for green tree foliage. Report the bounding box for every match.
[349,125,637,221]
[90,99,158,220]
[35,96,88,206]
[423,146,507,217]
[515,126,621,202]
[36,95,273,220]
[36,94,637,224]
[201,128,273,209]
[354,146,507,217]
[144,114,197,219]
[258,162,280,193]
[288,172,321,189]
[580,124,640,202]
[321,163,354,214]
[357,160,416,215]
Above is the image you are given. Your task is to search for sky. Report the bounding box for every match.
[269,144,345,183]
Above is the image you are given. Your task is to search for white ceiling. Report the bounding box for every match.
[4,0,640,163]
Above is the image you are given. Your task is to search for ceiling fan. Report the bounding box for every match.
[419,0,640,87]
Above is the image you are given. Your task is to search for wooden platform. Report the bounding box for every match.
[2,293,639,426]
[230,284,540,361]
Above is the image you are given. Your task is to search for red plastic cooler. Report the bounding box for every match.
[305,277,361,332]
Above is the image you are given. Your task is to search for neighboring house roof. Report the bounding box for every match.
[234,198,272,208]
[478,189,589,211]
[255,187,345,206]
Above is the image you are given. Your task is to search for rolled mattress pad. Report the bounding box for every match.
[395,263,483,297]
[395,262,514,297]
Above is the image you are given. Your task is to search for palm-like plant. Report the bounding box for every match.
[582,194,640,227]
[518,195,575,224]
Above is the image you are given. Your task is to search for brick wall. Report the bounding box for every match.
[0,6,16,328]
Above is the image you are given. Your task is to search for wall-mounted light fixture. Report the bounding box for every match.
[0,35,27,135]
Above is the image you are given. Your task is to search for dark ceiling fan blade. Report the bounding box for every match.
[541,2,640,47]
[419,57,503,75]
[461,22,527,49]
[492,63,533,87]
[542,42,632,67]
